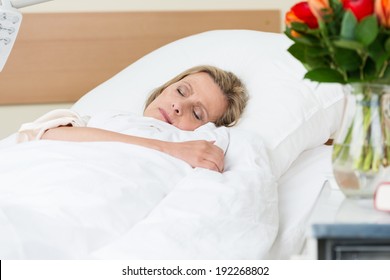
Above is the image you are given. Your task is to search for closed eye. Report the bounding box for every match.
[177,85,188,97]
[193,107,203,121]
[193,111,201,120]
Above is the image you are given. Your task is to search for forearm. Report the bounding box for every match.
[41,126,224,172]
[41,126,165,152]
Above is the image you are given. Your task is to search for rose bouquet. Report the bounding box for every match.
[285,0,390,84]
[285,0,390,197]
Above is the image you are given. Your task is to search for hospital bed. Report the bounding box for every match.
[0,10,344,259]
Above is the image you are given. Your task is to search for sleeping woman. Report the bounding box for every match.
[0,65,280,261]
[20,65,248,173]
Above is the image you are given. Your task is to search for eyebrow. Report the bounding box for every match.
[182,80,210,121]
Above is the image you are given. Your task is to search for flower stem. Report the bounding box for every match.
[362,145,373,171]
[353,95,372,170]
[332,121,353,162]
[359,53,368,81]
[318,21,348,82]
[379,60,389,79]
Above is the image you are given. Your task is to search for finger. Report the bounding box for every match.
[216,159,224,173]
[204,154,224,173]
[201,159,221,172]
[209,155,223,173]
[210,147,225,172]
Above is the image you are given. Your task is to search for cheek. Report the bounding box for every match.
[161,87,175,98]
[144,99,159,118]
[157,90,176,105]
[176,120,200,131]
[147,94,166,110]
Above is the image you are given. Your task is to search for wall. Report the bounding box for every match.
[0,0,294,139]
[20,0,295,14]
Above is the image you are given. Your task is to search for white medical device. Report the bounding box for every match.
[0,0,53,71]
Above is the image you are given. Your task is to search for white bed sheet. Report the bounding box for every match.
[0,115,279,260]
[0,132,333,260]
[0,124,334,260]
[268,144,333,259]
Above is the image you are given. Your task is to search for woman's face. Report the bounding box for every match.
[144,72,227,131]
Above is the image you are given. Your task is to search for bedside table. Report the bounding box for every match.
[307,180,390,260]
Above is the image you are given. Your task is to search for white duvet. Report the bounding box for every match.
[0,112,278,259]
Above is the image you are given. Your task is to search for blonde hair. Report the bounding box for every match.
[144,65,248,127]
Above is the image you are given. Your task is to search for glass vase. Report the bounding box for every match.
[332,83,390,198]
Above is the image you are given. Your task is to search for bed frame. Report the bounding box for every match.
[0,10,280,105]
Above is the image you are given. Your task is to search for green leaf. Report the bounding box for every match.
[287,43,307,63]
[362,57,378,80]
[333,48,362,71]
[305,28,321,36]
[385,37,390,53]
[284,29,319,46]
[304,46,330,69]
[369,36,386,60]
[291,22,309,33]
[356,15,379,46]
[329,0,344,12]
[333,39,365,51]
[293,36,319,46]
[288,43,330,70]
[368,37,388,73]
[304,68,346,83]
[340,11,357,40]
[305,46,329,57]
[344,71,362,83]
[305,56,330,69]
[284,29,296,41]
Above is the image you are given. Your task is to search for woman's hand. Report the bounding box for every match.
[162,140,225,172]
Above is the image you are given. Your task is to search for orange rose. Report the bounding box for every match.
[376,0,390,27]
[308,0,332,21]
[285,11,304,37]
[285,1,319,29]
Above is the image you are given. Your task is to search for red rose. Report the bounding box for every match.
[342,0,375,21]
[286,1,319,29]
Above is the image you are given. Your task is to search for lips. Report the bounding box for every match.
[158,108,172,124]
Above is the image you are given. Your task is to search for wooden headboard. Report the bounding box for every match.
[0,10,280,105]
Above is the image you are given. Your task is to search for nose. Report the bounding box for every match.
[172,102,183,115]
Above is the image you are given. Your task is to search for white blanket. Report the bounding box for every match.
[0,112,278,259]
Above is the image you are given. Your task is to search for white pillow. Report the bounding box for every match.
[72,30,344,178]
